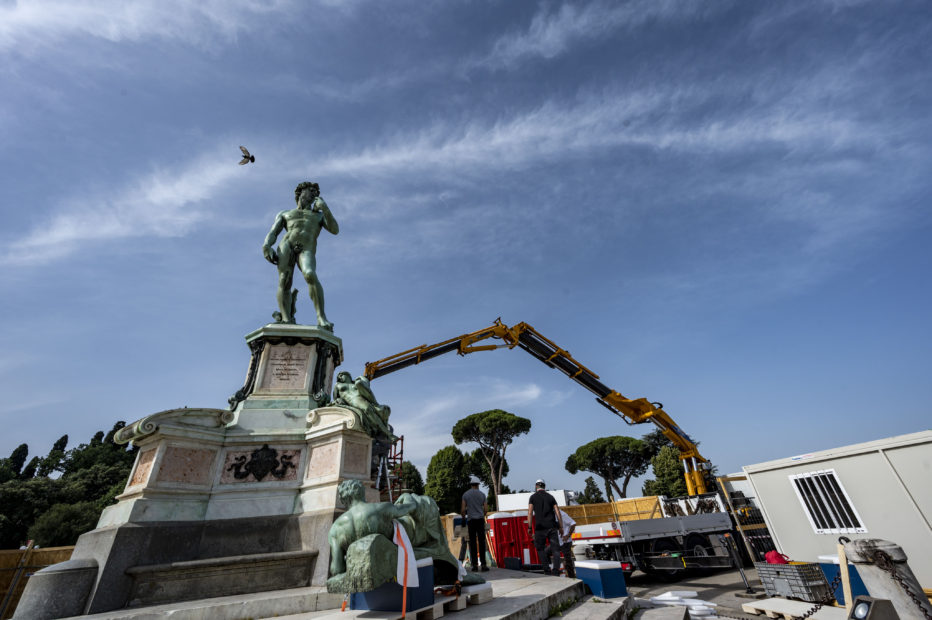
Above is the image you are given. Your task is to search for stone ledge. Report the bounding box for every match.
[125,549,317,575]
[126,550,319,608]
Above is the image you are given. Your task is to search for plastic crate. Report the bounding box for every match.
[754,562,834,603]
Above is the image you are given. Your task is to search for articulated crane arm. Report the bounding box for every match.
[364,318,710,495]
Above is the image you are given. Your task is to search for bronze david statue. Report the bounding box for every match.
[262,181,339,330]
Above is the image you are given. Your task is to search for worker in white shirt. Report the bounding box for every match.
[555,508,576,578]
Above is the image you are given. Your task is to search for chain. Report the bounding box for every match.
[873,549,932,620]
[794,570,842,620]
[714,571,841,620]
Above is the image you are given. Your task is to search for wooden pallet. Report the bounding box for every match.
[741,597,846,619]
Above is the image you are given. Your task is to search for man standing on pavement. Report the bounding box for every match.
[527,479,564,576]
[461,476,489,572]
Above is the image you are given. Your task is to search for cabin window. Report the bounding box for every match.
[788,469,866,534]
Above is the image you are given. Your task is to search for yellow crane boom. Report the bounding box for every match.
[364,318,710,495]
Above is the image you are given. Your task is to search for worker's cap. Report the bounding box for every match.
[535,479,545,488]
[469,475,481,485]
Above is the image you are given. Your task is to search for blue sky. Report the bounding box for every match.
[2,1,930,495]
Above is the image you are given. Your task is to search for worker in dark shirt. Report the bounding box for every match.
[527,478,564,576]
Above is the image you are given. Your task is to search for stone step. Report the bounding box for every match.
[633,607,689,620]
[560,594,630,620]
[58,586,342,620]
[448,572,585,619]
[264,586,493,619]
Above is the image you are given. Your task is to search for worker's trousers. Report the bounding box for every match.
[534,527,561,575]
[467,518,488,569]
[544,540,576,578]
[560,542,576,578]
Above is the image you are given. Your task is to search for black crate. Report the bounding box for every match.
[754,562,834,603]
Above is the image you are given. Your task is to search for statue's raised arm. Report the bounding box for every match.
[261,181,338,330]
[313,196,339,236]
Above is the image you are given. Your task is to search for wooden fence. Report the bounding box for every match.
[0,544,74,619]
[561,496,662,525]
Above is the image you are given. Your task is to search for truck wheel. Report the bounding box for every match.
[648,537,684,581]
[684,534,711,575]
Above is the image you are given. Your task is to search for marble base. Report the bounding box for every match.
[14,325,382,619]
[103,406,373,525]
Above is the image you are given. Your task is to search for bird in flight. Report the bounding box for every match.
[239,146,255,165]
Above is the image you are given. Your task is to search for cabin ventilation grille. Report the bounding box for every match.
[789,469,867,535]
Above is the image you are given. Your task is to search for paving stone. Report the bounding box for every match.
[561,594,629,620]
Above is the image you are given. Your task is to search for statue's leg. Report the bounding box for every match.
[298,251,332,330]
[277,245,296,323]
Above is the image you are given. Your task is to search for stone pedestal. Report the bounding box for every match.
[16,324,385,619]
[227,323,343,432]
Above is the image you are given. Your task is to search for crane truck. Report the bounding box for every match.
[365,319,738,578]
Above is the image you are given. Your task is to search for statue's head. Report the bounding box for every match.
[336,371,352,384]
[295,181,320,205]
[337,479,366,507]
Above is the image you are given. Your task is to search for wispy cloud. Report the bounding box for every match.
[315,86,877,181]
[2,70,911,273]
[474,0,710,71]
[0,0,298,55]
[0,146,250,266]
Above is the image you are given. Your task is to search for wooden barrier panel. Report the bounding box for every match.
[0,546,74,619]
[440,514,460,559]
[562,496,661,525]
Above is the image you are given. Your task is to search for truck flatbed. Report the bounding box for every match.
[573,512,732,545]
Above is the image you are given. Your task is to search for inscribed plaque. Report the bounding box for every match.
[259,343,312,390]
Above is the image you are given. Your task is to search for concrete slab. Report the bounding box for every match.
[625,566,772,619]
[267,567,585,620]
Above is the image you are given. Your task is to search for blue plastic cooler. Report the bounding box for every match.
[575,560,627,598]
[350,557,435,612]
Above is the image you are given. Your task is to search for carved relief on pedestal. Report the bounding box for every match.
[219,445,302,483]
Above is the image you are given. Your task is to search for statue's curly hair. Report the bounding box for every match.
[295,181,320,203]
[337,478,365,507]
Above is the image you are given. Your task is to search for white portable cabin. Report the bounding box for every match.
[742,430,932,586]
[496,490,572,512]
